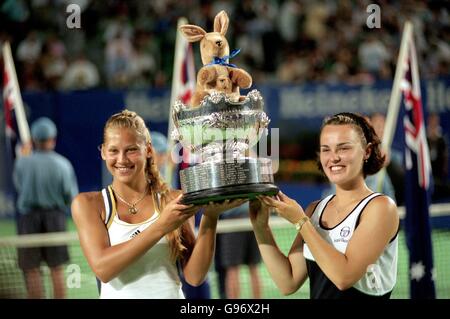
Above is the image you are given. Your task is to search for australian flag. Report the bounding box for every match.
[2,42,23,219]
[3,57,18,159]
[401,28,436,299]
[178,43,196,107]
[167,19,196,188]
[178,42,196,171]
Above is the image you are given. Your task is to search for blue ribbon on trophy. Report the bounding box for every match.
[208,48,241,68]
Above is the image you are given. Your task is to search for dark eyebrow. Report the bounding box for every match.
[337,142,353,147]
[320,142,353,148]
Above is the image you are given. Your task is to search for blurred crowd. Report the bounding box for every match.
[0,0,449,91]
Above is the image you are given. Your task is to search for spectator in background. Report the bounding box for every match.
[105,31,134,88]
[16,31,42,64]
[61,52,100,90]
[129,30,157,88]
[427,112,450,201]
[276,50,309,83]
[277,0,302,46]
[358,33,391,80]
[149,131,170,180]
[13,117,79,298]
[214,229,227,299]
[4,1,448,90]
[218,202,262,299]
[368,112,404,204]
[40,34,67,90]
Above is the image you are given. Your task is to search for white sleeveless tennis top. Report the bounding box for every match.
[99,186,184,299]
[303,193,398,296]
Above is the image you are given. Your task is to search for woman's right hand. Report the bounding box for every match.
[249,198,271,230]
[158,194,198,233]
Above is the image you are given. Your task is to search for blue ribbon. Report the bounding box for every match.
[207,48,241,68]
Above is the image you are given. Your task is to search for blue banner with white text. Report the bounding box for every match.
[1,78,449,218]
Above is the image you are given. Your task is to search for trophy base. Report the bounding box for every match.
[179,158,278,205]
[181,183,279,205]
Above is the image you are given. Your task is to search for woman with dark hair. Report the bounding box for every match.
[250,112,399,299]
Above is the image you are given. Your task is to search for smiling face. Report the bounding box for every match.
[101,127,151,184]
[319,124,370,186]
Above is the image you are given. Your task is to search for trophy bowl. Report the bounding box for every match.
[171,90,279,205]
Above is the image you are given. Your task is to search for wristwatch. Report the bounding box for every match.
[294,216,309,232]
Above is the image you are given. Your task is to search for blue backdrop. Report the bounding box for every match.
[1,77,449,217]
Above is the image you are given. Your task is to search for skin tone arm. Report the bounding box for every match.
[249,198,318,295]
[259,191,399,290]
[71,192,198,283]
[182,198,247,286]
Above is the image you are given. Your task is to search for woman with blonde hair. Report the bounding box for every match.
[72,109,244,298]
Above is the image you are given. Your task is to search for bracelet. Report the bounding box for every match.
[294,216,309,232]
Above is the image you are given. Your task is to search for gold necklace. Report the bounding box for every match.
[111,186,149,215]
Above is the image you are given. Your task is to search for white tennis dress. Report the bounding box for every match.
[99,186,185,299]
[303,193,398,298]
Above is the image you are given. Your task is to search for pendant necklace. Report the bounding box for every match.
[112,186,149,215]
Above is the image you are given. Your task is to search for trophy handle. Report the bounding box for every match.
[171,100,184,141]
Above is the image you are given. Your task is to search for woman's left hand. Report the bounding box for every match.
[258,191,305,224]
[201,198,248,220]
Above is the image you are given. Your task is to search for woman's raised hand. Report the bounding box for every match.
[257,191,305,224]
[201,198,248,220]
[158,194,199,232]
[249,198,271,230]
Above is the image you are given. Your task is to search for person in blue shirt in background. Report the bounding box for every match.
[13,117,79,298]
[150,130,212,299]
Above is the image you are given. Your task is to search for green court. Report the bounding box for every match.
[1,219,449,299]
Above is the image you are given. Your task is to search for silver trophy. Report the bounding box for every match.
[171,90,278,204]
